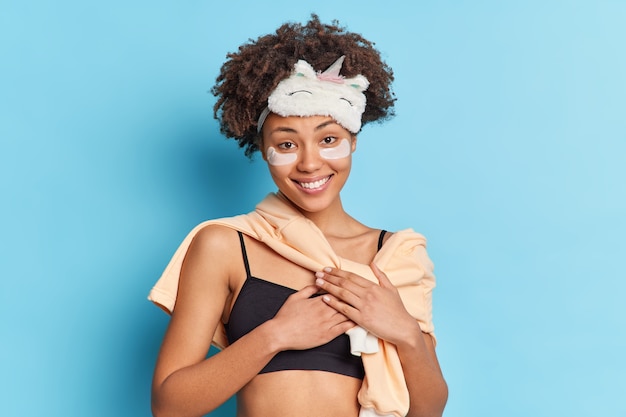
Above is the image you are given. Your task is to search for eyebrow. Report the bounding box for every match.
[268,120,340,135]
[314,120,339,131]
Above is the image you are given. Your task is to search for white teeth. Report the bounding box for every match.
[299,176,330,189]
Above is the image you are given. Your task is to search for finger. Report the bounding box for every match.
[331,320,357,335]
[370,262,393,288]
[318,267,369,289]
[327,310,354,326]
[322,315,356,339]
[293,284,322,299]
[315,274,362,307]
[322,294,360,322]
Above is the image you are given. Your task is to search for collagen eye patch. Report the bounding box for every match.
[266,138,351,166]
[267,147,298,166]
[319,138,351,160]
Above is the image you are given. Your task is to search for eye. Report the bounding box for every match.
[321,136,337,145]
[277,141,296,150]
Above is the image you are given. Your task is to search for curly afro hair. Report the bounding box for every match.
[211,14,396,157]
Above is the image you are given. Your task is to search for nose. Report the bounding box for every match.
[296,144,323,173]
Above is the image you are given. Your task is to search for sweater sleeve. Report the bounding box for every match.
[408,241,436,342]
[375,229,436,343]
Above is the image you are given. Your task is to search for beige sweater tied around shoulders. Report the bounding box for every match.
[148,193,436,417]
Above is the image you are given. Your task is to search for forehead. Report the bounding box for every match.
[263,114,347,134]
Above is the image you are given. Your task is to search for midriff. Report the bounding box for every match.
[235,370,361,417]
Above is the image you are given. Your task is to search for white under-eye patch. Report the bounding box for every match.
[267,147,297,166]
[319,138,352,160]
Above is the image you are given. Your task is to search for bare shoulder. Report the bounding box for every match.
[167,224,242,338]
[186,224,243,269]
[178,224,242,298]
[188,223,241,256]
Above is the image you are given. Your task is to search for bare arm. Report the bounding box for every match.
[151,226,355,417]
[394,322,448,417]
[151,225,272,417]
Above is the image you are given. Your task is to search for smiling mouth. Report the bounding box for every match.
[295,175,332,190]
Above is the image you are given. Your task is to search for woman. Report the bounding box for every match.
[149,15,447,417]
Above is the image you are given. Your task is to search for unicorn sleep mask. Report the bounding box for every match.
[257,56,370,133]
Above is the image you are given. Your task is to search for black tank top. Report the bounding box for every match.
[224,230,387,379]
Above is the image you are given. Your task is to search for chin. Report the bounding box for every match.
[281,191,340,215]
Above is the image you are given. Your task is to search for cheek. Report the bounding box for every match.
[267,158,293,181]
[267,147,297,166]
[319,138,352,160]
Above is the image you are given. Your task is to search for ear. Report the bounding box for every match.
[345,74,370,92]
[350,134,357,153]
[259,137,268,161]
[293,60,317,79]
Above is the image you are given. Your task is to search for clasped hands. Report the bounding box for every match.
[271,263,418,351]
[314,263,418,347]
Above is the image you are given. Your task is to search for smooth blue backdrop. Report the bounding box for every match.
[2,1,625,416]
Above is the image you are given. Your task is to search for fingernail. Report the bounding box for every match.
[323,267,332,273]
[322,295,330,302]
[315,271,324,278]
[316,278,324,286]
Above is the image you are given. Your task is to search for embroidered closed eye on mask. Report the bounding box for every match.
[257,56,369,134]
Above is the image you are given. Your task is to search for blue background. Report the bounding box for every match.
[2,1,625,416]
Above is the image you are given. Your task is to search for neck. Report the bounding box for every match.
[277,192,354,236]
